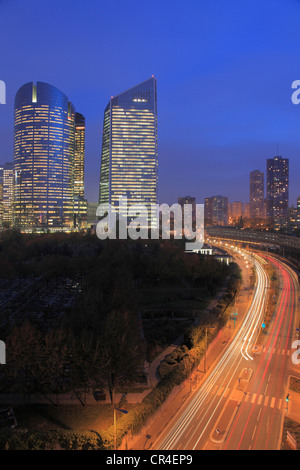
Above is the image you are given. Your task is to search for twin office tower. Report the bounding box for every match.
[12,77,158,231]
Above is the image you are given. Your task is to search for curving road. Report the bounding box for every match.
[223,253,298,450]
[152,248,298,450]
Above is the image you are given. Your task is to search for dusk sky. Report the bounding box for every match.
[0,0,300,206]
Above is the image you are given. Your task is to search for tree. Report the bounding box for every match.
[2,322,42,396]
[99,306,145,450]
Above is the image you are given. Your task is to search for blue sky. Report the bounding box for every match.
[0,0,300,206]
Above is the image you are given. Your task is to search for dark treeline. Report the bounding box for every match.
[0,231,235,398]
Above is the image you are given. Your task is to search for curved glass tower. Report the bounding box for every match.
[99,77,158,226]
[13,81,76,231]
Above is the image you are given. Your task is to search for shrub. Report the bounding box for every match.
[0,429,104,450]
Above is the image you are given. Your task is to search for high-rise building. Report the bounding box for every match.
[0,166,3,225]
[266,156,289,230]
[2,162,14,226]
[98,77,158,227]
[74,112,87,229]
[205,196,228,226]
[250,170,264,219]
[288,205,298,232]
[0,162,14,228]
[13,82,78,231]
[297,196,300,229]
[74,112,85,199]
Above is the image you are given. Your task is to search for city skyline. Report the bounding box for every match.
[0,77,296,232]
[1,0,300,207]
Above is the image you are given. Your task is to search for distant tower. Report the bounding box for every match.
[266,156,289,230]
[250,170,264,219]
[13,82,77,231]
[99,77,158,226]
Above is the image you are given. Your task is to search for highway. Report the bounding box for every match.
[224,253,298,450]
[152,247,298,450]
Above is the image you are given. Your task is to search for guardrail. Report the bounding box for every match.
[205,227,300,252]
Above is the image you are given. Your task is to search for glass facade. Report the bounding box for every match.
[74,112,85,199]
[266,156,289,230]
[0,162,14,228]
[99,77,158,226]
[13,82,76,231]
[74,112,87,228]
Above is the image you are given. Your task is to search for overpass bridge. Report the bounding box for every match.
[205,227,300,254]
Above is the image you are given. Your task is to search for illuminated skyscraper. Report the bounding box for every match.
[74,112,85,199]
[296,196,300,229]
[0,162,14,228]
[266,156,289,230]
[250,170,264,219]
[13,82,76,231]
[99,77,158,226]
[74,112,87,228]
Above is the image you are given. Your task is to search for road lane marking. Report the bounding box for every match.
[264,396,269,406]
[270,397,275,408]
[257,408,262,421]
[277,399,282,409]
[257,394,263,405]
[251,393,257,404]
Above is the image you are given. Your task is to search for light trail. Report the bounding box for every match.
[156,251,269,450]
[254,258,296,450]
[224,254,295,450]
[225,278,288,448]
